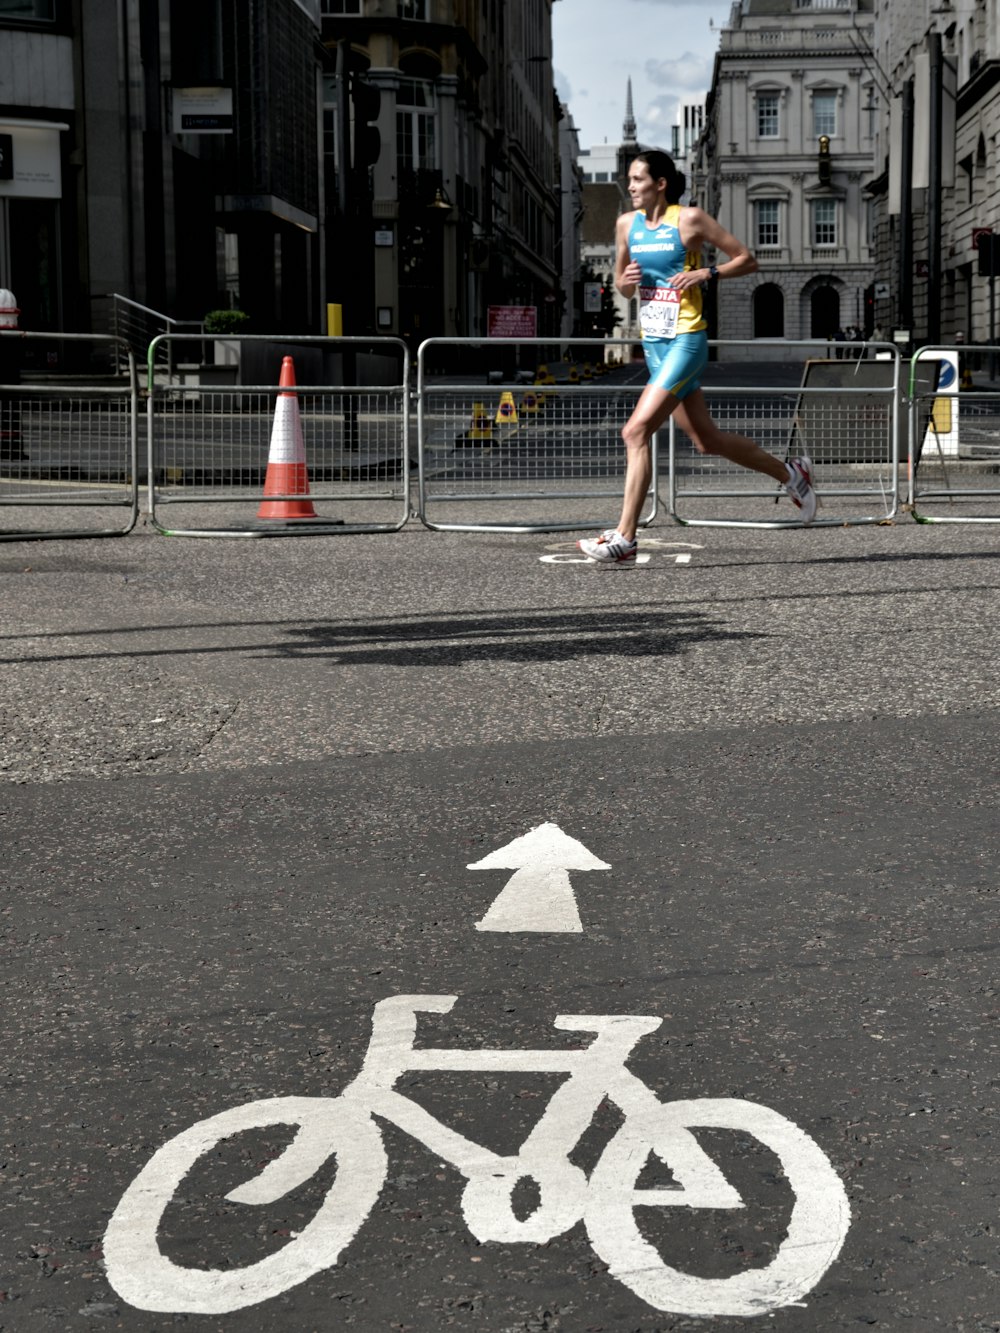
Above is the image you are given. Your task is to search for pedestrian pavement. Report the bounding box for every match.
[2,513,1000,1331]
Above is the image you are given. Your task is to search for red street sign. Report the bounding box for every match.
[488,305,537,337]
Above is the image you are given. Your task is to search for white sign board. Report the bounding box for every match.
[172,88,234,135]
[0,120,66,199]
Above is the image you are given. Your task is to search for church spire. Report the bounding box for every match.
[623,77,637,145]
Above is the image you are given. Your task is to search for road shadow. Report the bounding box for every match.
[273,607,764,667]
[0,606,764,668]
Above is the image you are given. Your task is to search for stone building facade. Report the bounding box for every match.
[698,0,877,358]
[0,0,325,341]
[867,0,1000,347]
[321,0,562,343]
[0,0,569,348]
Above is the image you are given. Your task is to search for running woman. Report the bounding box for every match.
[578,150,817,564]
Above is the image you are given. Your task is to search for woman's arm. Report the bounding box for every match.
[614,212,641,298]
[671,206,759,291]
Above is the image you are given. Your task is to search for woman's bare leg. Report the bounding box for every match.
[614,383,678,541]
[672,389,788,482]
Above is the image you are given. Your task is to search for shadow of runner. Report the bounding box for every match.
[275,608,765,667]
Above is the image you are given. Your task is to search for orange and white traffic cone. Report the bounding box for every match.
[257,356,318,521]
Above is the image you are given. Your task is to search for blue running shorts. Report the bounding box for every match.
[643,330,708,400]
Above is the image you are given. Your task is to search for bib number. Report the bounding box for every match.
[639,286,680,340]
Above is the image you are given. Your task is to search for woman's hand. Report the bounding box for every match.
[669,267,710,292]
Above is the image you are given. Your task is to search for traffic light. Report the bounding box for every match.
[818,134,832,185]
[351,75,381,171]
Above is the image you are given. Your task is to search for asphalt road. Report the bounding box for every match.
[2,508,1000,1332]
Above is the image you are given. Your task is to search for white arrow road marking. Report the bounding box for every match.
[470,822,610,933]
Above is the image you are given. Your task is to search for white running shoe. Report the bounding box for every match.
[785,456,818,523]
[577,530,638,564]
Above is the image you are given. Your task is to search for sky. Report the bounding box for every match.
[552,0,736,152]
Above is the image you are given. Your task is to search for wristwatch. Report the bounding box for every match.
[708,264,720,281]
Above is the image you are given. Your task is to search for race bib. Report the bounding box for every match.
[639,285,680,339]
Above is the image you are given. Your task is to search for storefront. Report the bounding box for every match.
[0,118,68,332]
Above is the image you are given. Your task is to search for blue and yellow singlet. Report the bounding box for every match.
[628,203,706,340]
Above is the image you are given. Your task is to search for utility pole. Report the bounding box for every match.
[898,77,914,346]
[927,33,943,346]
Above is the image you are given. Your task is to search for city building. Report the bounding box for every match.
[699,0,878,356]
[670,97,706,189]
[867,0,994,348]
[0,0,565,354]
[577,81,641,344]
[0,0,78,336]
[320,0,562,344]
[557,101,584,337]
[0,0,325,349]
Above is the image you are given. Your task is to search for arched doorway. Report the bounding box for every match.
[753,283,784,338]
[810,284,840,339]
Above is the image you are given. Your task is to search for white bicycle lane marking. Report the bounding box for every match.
[104,994,852,1319]
[471,821,609,932]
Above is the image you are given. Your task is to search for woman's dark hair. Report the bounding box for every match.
[633,150,686,204]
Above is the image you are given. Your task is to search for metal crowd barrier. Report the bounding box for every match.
[416,337,662,532]
[0,331,139,541]
[667,340,905,528]
[146,334,409,537]
[908,344,1000,523]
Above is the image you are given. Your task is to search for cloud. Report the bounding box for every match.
[638,95,685,149]
[644,53,715,95]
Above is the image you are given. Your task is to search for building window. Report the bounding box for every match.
[810,285,840,338]
[0,0,55,16]
[321,0,361,13]
[322,76,340,164]
[795,0,849,8]
[812,198,838,247]
[757,93,780,138]
[170,0,223,84]
[398,0,428,15]
[396,78,437,171]
[813,91,837,138]
[753,283,785,338]
[755,199,780,249]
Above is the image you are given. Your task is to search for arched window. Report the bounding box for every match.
[810,284,840,339]
[753,283,785,338]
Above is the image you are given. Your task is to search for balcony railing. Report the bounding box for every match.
[722,25,863,50]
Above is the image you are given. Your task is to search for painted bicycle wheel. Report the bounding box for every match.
[105,1096,386,1315]
[585,1097,851,1318]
